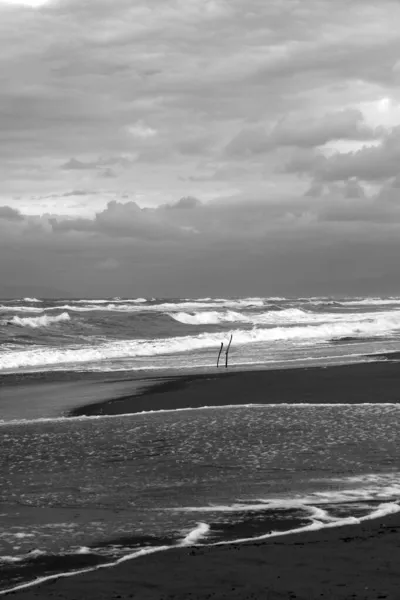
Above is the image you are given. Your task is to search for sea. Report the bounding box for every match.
[1,295,400,594]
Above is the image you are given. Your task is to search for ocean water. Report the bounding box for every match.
[1,405,400,593]
[1,296,400,593]
[1,295,400,373]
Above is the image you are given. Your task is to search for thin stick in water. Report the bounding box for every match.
[217,342,224,368]
[225,334,233,369]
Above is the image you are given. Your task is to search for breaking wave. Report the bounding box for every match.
[3,312,71,329]
[0,305,44,313]
[72,298,148,305]
[170,308,308,325]
[2,310,400,370]
[48,299,266,312]
[339,297,400,307]
[168,307,398,327]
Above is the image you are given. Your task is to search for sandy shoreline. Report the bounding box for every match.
[2,358,400,599]
[69,357,400,417]
[6,511,400,599]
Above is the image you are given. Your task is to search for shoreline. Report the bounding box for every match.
[69,357,400,417]
[5,509,400,599]
[3,356,400,598]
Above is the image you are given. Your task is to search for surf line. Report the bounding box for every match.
[1,503,399,597]
[1,403,399,427]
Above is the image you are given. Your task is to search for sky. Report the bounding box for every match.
[1,0,400,297]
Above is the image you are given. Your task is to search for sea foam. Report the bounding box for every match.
[1,310,400,370]
[3,312,70,329]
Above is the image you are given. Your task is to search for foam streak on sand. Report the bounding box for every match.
[1,402,400,427]
[0,545,171,597]
[181,523,210,545]
[208,502,400,547]
[1,503,399,597]
[167,471,400,517]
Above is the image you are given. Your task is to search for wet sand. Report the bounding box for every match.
[3,358,400,599]
[6,512,400,599]
[70,358,400,417]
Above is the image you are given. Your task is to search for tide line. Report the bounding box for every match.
[1,502,399,597]
[1,402,400,427]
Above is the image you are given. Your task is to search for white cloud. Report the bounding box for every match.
[359,97,400,129]
[0,0,49,6]
[127,121,157,139]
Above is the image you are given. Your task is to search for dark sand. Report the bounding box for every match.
[7,513,400,599]
[70,358,400,417]
[4,358,400,599]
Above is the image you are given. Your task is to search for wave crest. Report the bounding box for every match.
[169,307,368,326]
[2,310,400,370]
[4,312,71,329]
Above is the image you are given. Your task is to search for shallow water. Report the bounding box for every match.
[1,404,400,591]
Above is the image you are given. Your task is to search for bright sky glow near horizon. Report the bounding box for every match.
[2,0,400,298]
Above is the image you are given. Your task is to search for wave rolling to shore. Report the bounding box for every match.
[1,296,400,598]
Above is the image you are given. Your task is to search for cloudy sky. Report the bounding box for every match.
[1,0,400,297]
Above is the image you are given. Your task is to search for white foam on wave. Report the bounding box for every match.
[2,308,400,370]
[169,307,388,326]
[180,522,210,545]
[2,312,70,329]
[46,303,144,312]
[22,298,42,303]
[340,297,400,307]
[72,299,112,304]
[45,299,266,312]
[171,310,244,325]
[0,305,44,313]
[71,298,148,305]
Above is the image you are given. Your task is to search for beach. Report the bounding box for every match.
[5,499,400,599]
[2,359,400,599]
[69,356,400,417]
[3,0,400,590]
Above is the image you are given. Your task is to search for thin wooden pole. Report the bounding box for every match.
[217,342,224,368]
[225,334,233,368]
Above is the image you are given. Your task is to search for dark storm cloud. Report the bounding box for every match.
[0,205,23,221]
[49,200,188,239]
[2,0,400,295]
[3,190,400,296]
